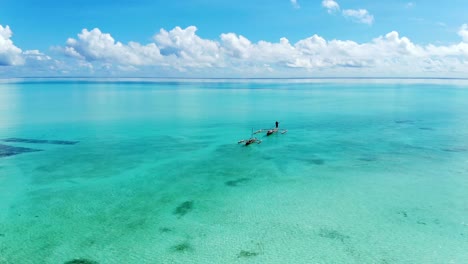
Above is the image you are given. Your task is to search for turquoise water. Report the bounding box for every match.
[0,79,467,263]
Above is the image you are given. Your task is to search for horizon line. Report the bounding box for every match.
[3,76,468,80]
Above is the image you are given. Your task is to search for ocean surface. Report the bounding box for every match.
[0,79,467,264]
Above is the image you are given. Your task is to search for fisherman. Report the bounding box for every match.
[275,121,279,128]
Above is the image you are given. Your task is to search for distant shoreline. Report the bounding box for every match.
[2,76,468,85]
[3,76,468,80]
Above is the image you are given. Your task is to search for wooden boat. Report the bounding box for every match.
[258,128,287,136]
[238,137,261,146]
[266,128,278,136]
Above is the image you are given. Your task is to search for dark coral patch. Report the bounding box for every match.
[225,178,250,187]
[358,156,377,162]
[172,242,193,252]
[64,259,98,264]
[159,227,172,233]
[173,201,194,217]
[237,250,259,258]
[397,211,408,218]
[0,143,42,158]
[318,228,350,242]
[3,138,78,145]
[310,159,325,165]
[441,147,468,153]
[395,120,415,124]
[296,157,326,165]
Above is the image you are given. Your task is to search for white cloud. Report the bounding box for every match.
[342,9,374,25]
[406,2,415,9]
[322,1,374,25]
[459,24,468,42]
[23,50,52,61]
[322,0,340,13]
[0,25,24,66]
[0,25,12,40]
[290,0,300,9]
[220,33,252,59]
[256,38,295,63]
[153,26,221,68]
[65,28,162,65]
[289,31,424,70]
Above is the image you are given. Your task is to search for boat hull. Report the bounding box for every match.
[266,129,278,136]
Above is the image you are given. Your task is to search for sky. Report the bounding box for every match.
[1,0,468,78]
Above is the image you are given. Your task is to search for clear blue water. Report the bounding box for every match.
[0,79,467,263]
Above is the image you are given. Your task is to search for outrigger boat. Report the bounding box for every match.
[238,128,262,146]
[238,137,262,146]
[254,128,288,136]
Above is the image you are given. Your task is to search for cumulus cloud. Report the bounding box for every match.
[220,33,252,59]
[65,28,162,65]
[290,0,300,9]
[153,26,221,68]
[322,1,374,25]
[322,0,340,13]
[459,24,468,42]
[0,25,24,66]
[342,9,374,25]
[289,31,425,70]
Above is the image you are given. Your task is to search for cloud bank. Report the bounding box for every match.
[2,24,468,77]
[62,26,468,74]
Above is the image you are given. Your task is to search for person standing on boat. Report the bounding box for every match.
[275,121,279,128]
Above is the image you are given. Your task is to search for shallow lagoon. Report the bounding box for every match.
[0,79,467,263]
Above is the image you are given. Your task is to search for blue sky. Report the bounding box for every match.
[1,0,468,77]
